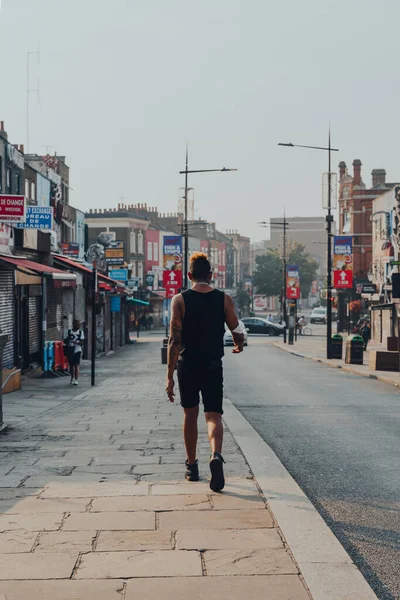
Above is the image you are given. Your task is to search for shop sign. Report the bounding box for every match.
[16,206,53,230]
[128,276,140,289]
[111,296,121,312]
[286,265,300,299]
[61,242,80,257]
[105,240,124,265]
[254,295,268,312]
[0,195,26,222]
[333,236,353,289]
[109,269,128,282]
[356,283,377,294]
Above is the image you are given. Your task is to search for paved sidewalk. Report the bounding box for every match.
[274,336,400,388]
[0,336,311,599]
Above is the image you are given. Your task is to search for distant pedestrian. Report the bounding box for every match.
[166,252,244,492]
[65,320,84,386]
[147,315,154,330]
[361,322,371,351]
[266,314,273,322]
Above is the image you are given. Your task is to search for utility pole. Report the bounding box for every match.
[183,146,189,290]
[282,212,288,344]
[326,131,333,359]
[26,47,40,153]
[91,262,97,386]
[179,151,237,289]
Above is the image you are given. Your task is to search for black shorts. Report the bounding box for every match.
[69,352,81,366]
[177,358,224,414]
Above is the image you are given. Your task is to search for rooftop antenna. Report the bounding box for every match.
[26,44,40,153]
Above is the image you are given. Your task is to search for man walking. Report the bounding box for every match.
[66,319,84,386]
[166,252,244,492]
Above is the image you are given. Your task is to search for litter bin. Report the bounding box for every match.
[345,335,364,365]
[331,334,343,359]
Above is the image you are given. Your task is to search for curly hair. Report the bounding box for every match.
[189,252,211,281]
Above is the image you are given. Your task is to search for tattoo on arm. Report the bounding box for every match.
[167,297,183,378]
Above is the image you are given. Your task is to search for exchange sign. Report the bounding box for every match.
[333,236,353,289]
[0,195,26,222]
[16,206,53,230]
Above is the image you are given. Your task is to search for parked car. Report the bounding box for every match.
[241,317,284,336]
[224,321,248,346]
[310,307,327,324]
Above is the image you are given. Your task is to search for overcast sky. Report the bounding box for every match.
[1,0,399,241]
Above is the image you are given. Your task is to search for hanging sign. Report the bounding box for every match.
[109,269,128,282]
[286,265,300,299]
[163,236,182,270]
[0,195,26,222]
[16,206,53,229]
[333,236,353,289]
[105,240,124,265]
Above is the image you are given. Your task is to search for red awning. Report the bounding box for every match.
[0,256,77,288]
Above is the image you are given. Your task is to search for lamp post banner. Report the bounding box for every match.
[333,236,353,288]
[286,265,300,299]
[163,236,182,270]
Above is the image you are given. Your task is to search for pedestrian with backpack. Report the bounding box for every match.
[65,319,85,386]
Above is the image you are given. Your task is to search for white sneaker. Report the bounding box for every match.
[70,378,75,385]
[73,380,79,386]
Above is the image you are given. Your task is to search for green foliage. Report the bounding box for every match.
[236,286,251,311]
[253,244,319,297]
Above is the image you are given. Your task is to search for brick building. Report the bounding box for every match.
[338,160,397,282]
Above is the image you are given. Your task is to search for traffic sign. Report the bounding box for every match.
[163,269,182,297]
[333,269,353,288]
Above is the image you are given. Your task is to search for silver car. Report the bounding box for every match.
[224,321,248,347]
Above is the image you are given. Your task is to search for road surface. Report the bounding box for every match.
[224,337,400,600]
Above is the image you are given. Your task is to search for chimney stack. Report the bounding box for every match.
[352,159,362,186]
[372,169,386,187]
[19,144,24,154]
[339,161,347,180]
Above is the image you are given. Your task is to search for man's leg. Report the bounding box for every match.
[205,412,223,455]
[183,406,199,464]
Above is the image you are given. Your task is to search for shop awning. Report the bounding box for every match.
[0,256,77,288]
[54,254,126,292]
[128,298,150,306]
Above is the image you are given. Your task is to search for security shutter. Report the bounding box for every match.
[28,293,41,357]
[0,269,15,369]
[104,296,111,354]
[46,287,63,342]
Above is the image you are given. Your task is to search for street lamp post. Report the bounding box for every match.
[259,215,289,343]
[278,134,339,359]
[180,148,237,289]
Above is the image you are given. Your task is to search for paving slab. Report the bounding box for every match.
[0,553,77,580]
[0,513,64,532]
[1,497,89,514]
[76,550,202,579]
[211,493,265,510]
[204,548,298,576]
[91,494,212,512]
[96,530,173,551]
[151,477,258,496]
[0,580,125,600]
[0,531,37,553]
[125,575,311,600]
[35,530,96,553]
[40,481,149,498]
[63,511,155,531]
[176,527,283,550]
[159,509,273,530]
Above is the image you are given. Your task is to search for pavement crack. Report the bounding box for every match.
[200,550,207,575]
[155,512,159,530]
[31,531,42,552]
[92,531,100,551]
[59,512,71,531]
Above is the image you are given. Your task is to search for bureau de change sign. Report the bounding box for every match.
[0,195,26,223]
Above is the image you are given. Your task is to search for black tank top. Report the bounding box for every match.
[181,289,225,363]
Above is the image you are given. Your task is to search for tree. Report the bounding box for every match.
[253,244,318,297]
[253,251,283,296]
[287,244,319,297]
[236,285,251,312]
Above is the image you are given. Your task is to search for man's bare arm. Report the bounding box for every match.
[224,294,244,353]
[167,294,184,380]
